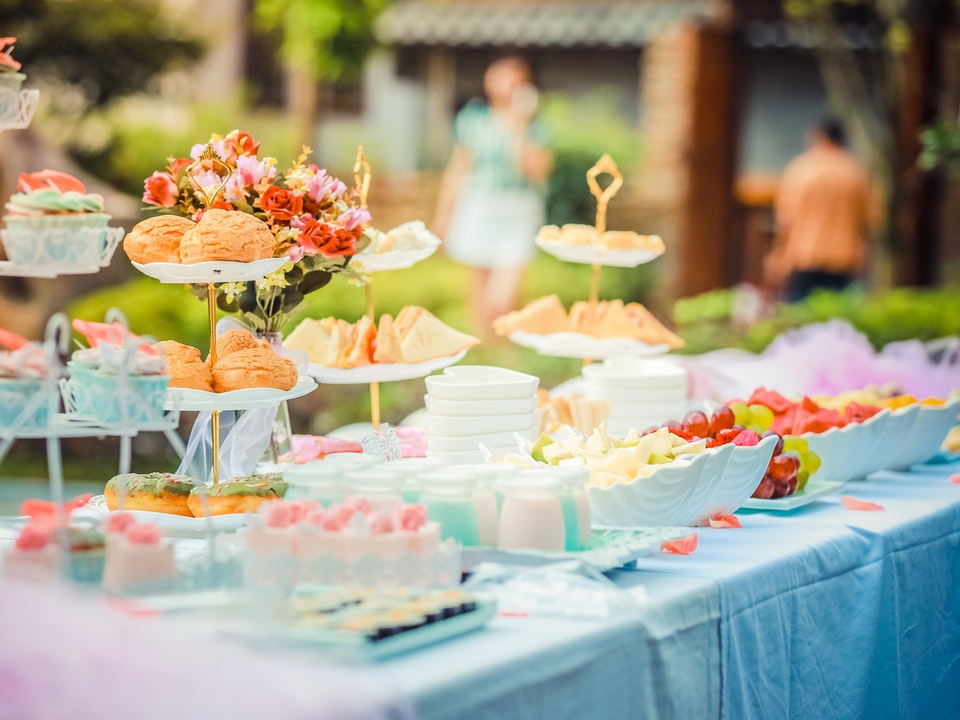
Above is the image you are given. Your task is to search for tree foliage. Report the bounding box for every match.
[1,0,201,110]
[253,0,390,82]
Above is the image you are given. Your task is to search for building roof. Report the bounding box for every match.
[375,0,721,48]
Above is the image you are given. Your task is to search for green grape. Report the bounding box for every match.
[747,404,775,431]
[796,469,810,491]
[729,401,752,427]
[782,436,809,454]
[800,450,821,475]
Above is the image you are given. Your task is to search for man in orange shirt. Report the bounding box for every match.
[765,118,875,302]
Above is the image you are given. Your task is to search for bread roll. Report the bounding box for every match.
[155,340,213,391]
[123,215,196,264]
[211,346,298,392]
[178,209,274,264]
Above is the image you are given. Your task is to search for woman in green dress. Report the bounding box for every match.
[433,56,552,334]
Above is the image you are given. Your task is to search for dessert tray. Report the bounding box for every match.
[509,331,669,360]
[307,350,467,385]
[534,237,664,268]
[132,257,288,284]
[81,495,249,536]
[740,480,844,511]
[461,526,690,573]
[165,376,316,411]
[353,245,439,273]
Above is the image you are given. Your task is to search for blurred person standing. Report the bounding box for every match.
[433,56,552,333]
[765,117,876,302]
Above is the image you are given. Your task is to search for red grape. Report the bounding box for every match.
[768,454,800,481]
[761,430,784,456]
[709,406,736,435]
[752,474,776,499]
[682,410,710,438]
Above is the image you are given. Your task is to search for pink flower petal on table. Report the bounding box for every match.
[949,473,960,485]
[841,495,884,512]
[709,514,742,529]
[660,532,699,555]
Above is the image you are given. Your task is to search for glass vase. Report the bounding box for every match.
[256,330,295,466]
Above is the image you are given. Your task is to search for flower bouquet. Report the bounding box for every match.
[142,130,371,334]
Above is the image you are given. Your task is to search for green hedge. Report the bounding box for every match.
[673,286,960,355]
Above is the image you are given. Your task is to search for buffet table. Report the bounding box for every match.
[1,460,957,719]
[383,459,960,720]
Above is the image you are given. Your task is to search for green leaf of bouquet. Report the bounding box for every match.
[301,270,333,294]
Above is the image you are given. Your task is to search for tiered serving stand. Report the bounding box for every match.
[0,83,185,532]
[302,147,459,430]
[131,145,317,483]
[511,154,670,361]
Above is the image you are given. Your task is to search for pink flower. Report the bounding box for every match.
[224,174,247,205]
[142,171,178,207]
[306,168,346,203]
[340,206,370,232]
[235,154,273,188]
[190,140,228,163]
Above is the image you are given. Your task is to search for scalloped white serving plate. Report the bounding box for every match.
[165,376,316,411]
[306,350,466,385]
[132,257,287,284]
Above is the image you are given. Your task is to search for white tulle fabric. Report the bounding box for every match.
[0,577,414,720]
[679,320,960,402]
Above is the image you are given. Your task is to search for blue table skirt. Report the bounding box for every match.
[385,459,960,720]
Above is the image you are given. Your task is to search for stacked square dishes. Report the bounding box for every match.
[424,366,540,464]
[582,357,688,437]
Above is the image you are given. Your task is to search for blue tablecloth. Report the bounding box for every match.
[384,460,960,719]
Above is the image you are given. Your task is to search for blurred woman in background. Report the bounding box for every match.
[433,56,552,334]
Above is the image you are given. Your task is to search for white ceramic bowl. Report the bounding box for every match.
[582,357,687,388]
[426,427,537,453]
[887,398,960,470]
[425,365,539,401]
[692,435,777,524]
[802,411,888,484]
[583,383,686,405]
[424,394,537,417]
[587,446,731,528]
[425,411,538,436]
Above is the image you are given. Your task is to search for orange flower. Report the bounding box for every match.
[257,185,303,222]
[142,171,179,208]
[299,218,360,258]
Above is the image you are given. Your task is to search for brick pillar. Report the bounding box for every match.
[637,21,738,299]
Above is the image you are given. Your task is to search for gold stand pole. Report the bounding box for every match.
[584,154,624,366]
[355,146,381,430]
[206,282,221,483]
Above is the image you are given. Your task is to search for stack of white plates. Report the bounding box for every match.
[423,365,540,464]
[582,356,688,436]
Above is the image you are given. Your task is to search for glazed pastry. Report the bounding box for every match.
[177,208,274,264]
[123,215,196,264]
[155,340,213,391]
[187,474,287,517]
[104,473,203,517]
[211,346,298,392]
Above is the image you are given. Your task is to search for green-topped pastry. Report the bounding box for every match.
[104,472,203,517]
[187,473,287,517]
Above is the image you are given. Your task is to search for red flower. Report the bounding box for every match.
[298,217,360,258]
[142,171,179,207]
[257,185,303,222]
[167,156,192,177]
[231,131,261,158]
